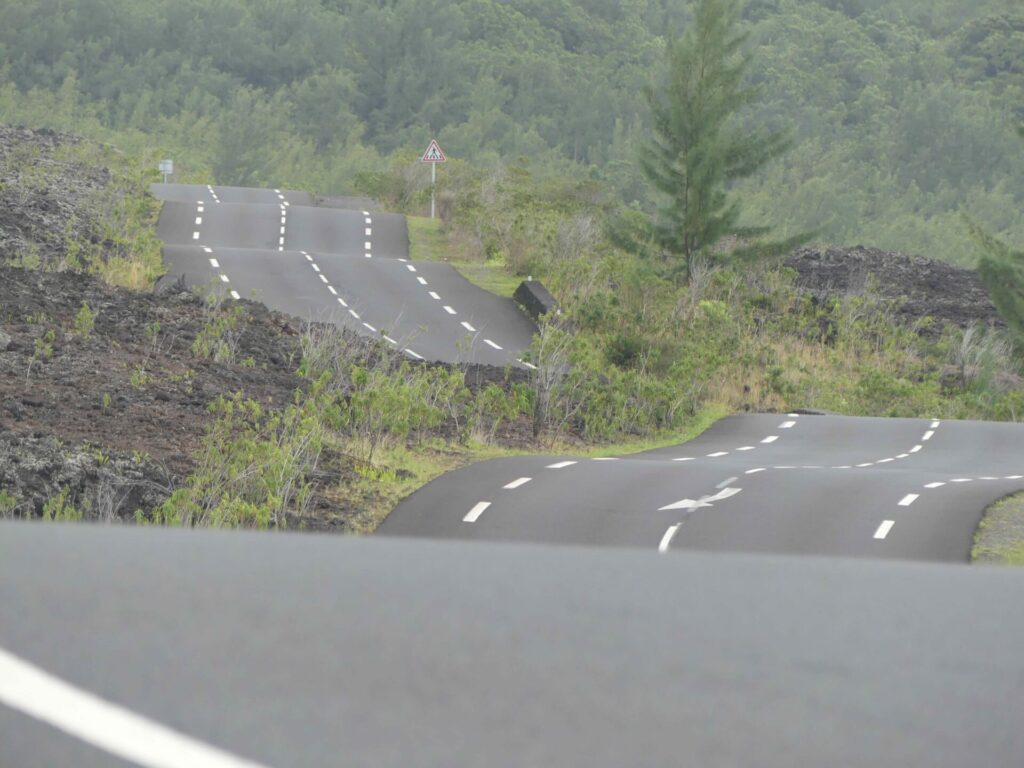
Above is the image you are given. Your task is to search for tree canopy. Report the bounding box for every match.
[0,0,1020,264]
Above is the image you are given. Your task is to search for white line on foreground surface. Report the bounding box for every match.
[761,436,779,444]
[463,501,491,523]
[874,520,895,540]
[898,494,919,506]
[658,524,681,553]
[0,646,272,768]
[546,461,577,469]
[503,477,532,489]
[779,421,796,429]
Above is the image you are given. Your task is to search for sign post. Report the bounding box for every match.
[420,140,446,219]
[158,159,173,184]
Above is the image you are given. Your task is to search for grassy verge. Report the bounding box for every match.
[407,214,521,297]
[972,492,1024,566]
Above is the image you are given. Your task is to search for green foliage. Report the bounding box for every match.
[73,302,95,338]
[0,490,18,516]
[968,214,1024,352]
[640,0,792,282]
[41,486,82,522]
[191,303,245,363]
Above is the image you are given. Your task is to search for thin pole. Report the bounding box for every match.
[431,162,436,219]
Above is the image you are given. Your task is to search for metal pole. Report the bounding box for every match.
[431,162,436,220]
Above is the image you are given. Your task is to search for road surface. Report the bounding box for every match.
[151,184,537,365]
[379,412,1024,562]
[1,522,1022,767]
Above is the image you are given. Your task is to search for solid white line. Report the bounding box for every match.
[707,452,728,458]
[218,274,229,283]
[736,446,755,452]
[779,421,796,429]
[658,524,680,553]
[504,477,532,490]
[761,436,778,444]
[209,259,220,268]
[229,290,241,301]
[898,494,919,506]
[0,646,271,768]
[443,305,457,315]
[922,430,934,441]
[745,468,766,475]
[716,477,739,489]
[404,349,423,360]
[484,339,502,350]
[546,461,577,469]
[429,292,441,300]
[924,482,946,489]
[909,445,922,453]
[417,277,428,285]
[874,520,895,540]
[463,502,491,523]
[461,322,476,332]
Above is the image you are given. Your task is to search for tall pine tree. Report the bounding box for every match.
[640,0,794,283]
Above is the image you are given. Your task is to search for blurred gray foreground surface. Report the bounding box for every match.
[1,521,1022,767]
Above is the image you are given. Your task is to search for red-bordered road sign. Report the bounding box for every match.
[421,139,447,163]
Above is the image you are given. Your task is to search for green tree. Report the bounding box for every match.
[639,0,793,283]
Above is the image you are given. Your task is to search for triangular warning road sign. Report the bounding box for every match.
[421,139,447,163]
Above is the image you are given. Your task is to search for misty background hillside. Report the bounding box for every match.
[0,0,1021,263]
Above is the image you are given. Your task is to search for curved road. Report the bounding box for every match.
[151,184,537,365]
[2,522,1023,768]
[379,412,1024,562]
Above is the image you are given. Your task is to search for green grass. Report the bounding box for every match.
[973,492,1024,566]
[406,215,521,298]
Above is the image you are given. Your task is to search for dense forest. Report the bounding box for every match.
[0,0,1021,263]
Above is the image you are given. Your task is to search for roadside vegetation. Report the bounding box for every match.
[973,493,1024,566]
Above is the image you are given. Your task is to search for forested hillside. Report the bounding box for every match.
[0,0,1021,263]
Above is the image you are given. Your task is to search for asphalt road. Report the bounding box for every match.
[379,412,1024,562]
[151,184,536,365]
[2,522,1023,768]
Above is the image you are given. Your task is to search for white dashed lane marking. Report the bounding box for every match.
[429,292,441,300]
[761,436,779,444]
[546,461,577,470]
[658,524,681,553]
[898,494,919,506]
[461,322,476,332]
[417,277,428,285]
[874,520,895,540]
[504,478,532,490]
[443,306,457,315]
[463,502,491,523]
[484,340,502,350]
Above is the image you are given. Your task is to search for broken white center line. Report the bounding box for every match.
[463,502,491,523]
[707,452,728,458]
[779,421,796,429]
[924,482,946,489]
[209,258,220,268]
[922,430,935,441]
[429,292,441,300]
[658,524,681,553]
[874,520,895,540]
[417,277,428,285]
[898,494,919,506]
[484,339,502,350]
[761,436,779,444]
[461,322,476,332]
[546,461,577,469]
[504,478,532,490]
[443,306,457,315]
